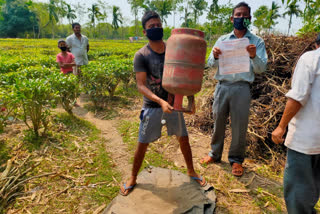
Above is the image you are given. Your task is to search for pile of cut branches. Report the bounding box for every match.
[187,34,316,163]
[0,156,55,212]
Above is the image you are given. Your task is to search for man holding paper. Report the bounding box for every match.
[200,2,268,177]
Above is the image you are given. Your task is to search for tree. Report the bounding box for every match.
[190,0,207,24]
[179,5,193,28]
[88,4,103,37]
[74,2,86,23]
[112,6,123,29]
[0,0,37,37]
[205,2,233,41]
[283,0,320,35]
[143,0,174,25]
[44,0,59,38]
[171,0,183,27]
[28,1,49,38]
[253,5,269,34]
[127,0,144,36]
[283,1,302,35]
[0,0,5,20]
[65,3,76,24]
[266,1,281,32]
[207,0,219,22]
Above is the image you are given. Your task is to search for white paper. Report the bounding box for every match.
[218,38,250,75]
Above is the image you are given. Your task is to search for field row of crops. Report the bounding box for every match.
[0,39,145,136]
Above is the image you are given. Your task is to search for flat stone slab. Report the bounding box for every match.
[104,167,216,214]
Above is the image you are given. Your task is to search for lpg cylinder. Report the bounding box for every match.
[162,28,207,112]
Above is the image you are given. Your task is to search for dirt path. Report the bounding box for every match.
[71,96,132,181]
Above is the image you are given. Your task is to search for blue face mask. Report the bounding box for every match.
[146,28,163,41]
[233,17,250,30]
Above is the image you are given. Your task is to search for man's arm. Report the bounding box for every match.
[207,37,223,68]
[271,98,302,144]
[250,39,267,74]
[66,37,72,52]
[57,61,75,68]
[271,52,315,144]
[136,72,173,113]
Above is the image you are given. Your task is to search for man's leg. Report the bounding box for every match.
[120,142,148,195]
[228,83,251,166]
[284,149,319,214]
[165,111,205,186]
[201,83,229,164]
[177,136,206,186]
[120,108,162,195]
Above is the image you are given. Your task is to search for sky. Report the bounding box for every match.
[37,0,305,35]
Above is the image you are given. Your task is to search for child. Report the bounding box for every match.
[56,39,76,74]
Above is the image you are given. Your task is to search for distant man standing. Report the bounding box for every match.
[272,34,320,214]
[66,23,89,76]
[200,2,267,177]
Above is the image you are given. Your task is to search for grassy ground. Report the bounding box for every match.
[3,113,121,214]
[117,120,186,174]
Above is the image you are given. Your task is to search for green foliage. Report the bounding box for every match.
[253,5,269,33]
[14,73,57,136]
[253,2,281,33]
[190,0,208,24]
[65,3,77,25]
[88,3,103,29]
[50,71,80,115]
[0,39,141,134]
[266,1,281,31]
[205,2,233,40]
[82,58,133,107]
[163,26,174,40]
[283,0,319,35]
[0,86,17,132]
[283,1,302,35]
[180,6,194,28]
[298,0,320,35]
[143,0,174,25]
[127,0,145,36]
[112,6,123,30]
[0,0,38,38]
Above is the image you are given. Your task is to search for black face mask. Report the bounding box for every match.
[146,28,163,41]
[60,47,67,51]
[233,17,250,30]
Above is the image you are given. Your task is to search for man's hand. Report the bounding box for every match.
[159,99,174,113]
[271,126,286,144]
[213,47,222,59]
[247,44,256,58]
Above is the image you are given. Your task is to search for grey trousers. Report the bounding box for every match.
[209,81,251,164]
[284,149,320,214]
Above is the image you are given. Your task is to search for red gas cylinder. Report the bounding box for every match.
[162,28,207,112]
